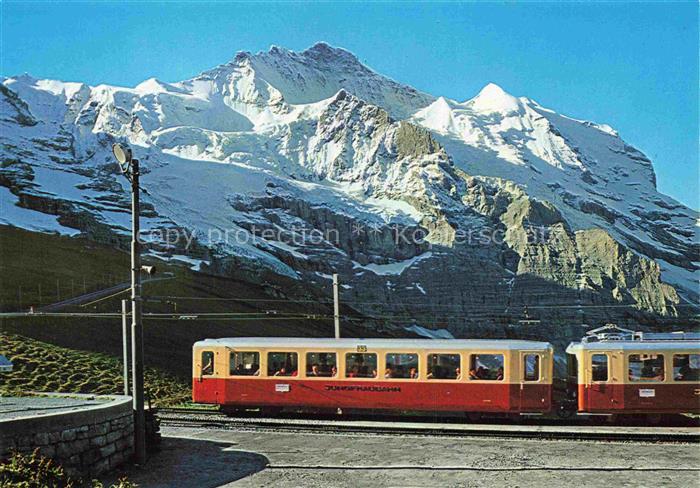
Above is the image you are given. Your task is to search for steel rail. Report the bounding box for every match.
[156,408,700,443]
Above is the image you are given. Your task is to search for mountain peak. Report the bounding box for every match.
[301,42,359,62]
[434,96,453,109]
[233,51,252,63]
[8,73,38,85]
[202,42,434,117]
[258,42,360,66]
[479,82,508,96]
[135,77,171,94]
[469,82,520,114]
[420,96,456,120]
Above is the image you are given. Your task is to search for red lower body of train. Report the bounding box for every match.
[577,383,700,414]
[193,377,552,413]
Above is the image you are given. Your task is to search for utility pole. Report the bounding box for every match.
[129,156,145,466]
[113,143,146,466]
[333,273,340,339]
[122,299,130,396]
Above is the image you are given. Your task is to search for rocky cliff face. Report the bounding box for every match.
[1,43,697,334]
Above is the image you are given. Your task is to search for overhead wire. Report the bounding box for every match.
[142,294,699,311]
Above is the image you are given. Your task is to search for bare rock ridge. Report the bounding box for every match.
[1,42,697,334]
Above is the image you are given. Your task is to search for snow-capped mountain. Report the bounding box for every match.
[1,42,697,332]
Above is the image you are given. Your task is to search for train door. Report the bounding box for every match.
[585,352,613,411]
[193,349,219,404]
[609,351,624,409]
[519,351,544,411]
[623,351,669,412]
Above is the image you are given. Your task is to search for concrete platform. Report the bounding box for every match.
[0,394,108,421]
[102,426,700,487]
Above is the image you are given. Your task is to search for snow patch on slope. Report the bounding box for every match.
[354,252,433,276]
[0,187,79,235]
[405,324,455,339]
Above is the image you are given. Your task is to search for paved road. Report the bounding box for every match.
[105,426,700,487]
[38,275,174,312]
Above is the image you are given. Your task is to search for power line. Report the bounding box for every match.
[0,312,335,320]
[143,294,698,310]
[148,295,326,304]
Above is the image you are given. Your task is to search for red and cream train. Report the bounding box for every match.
[192,326,700,418]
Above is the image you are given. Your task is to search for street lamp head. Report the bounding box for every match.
[112,143,132,172]
[141,265,156,276]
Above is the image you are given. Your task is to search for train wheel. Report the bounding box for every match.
[589,415,607,425]
[220,406,242,417]
[466,412,482,423]
[507,414,522,424]
[646,414,663,426]
[261,406,283,417]
[556,406,574,419]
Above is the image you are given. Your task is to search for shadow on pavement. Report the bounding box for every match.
[102,437,268,488]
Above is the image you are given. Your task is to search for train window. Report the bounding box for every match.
[230,351,260,376]
[306,352,337,377]
[591,354,608,382]
[201,351,214,376]
[385,353,419,379]
[628,354,664,381]
[345,353,377,378]
[268,352,299,377]
[524,354,540,381]
[427,354,461,380]
[673,354,700,381]
[468,354,504,381]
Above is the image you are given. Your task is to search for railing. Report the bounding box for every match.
[582,324,700,343]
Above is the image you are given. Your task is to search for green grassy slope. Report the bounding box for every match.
[0,332,190,405]
[0,226,131,312]
[0,225,393,384]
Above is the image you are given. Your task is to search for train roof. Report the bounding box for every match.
[194,337,553,351]
[566,341,700,353]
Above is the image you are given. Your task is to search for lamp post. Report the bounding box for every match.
[112,143,146,465]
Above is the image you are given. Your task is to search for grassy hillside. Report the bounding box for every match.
[0,226,132,312]
[0,225,394,385]
[0,332,190,405]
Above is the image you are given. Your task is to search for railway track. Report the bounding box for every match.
[156,408,700,443]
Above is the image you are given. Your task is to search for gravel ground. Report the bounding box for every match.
[106,426,700,487]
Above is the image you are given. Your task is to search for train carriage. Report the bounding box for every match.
[566,327,700,415]
[193,338,554,415]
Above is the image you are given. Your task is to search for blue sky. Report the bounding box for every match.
[2,1,698,209]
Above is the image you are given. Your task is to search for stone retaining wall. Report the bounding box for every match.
[0,395,134,478]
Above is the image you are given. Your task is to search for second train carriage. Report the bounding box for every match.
[192,337,554,414]
[566,327,700,415]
